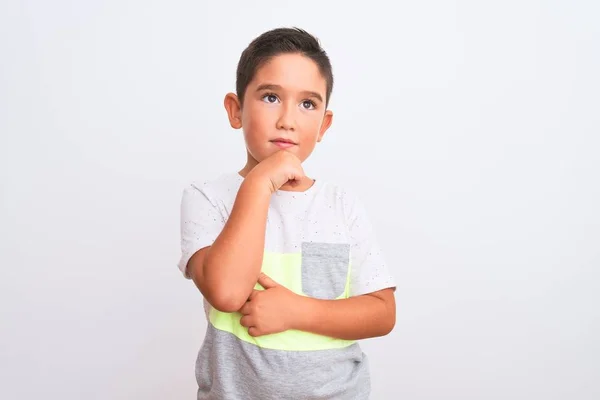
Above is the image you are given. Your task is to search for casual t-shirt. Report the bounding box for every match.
[178,172,396,400]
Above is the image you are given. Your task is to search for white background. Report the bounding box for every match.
[1,1,599,399]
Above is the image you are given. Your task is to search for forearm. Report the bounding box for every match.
[292,290,396,340]
[198,178,271,311]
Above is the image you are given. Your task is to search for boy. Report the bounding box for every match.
[178,27,396,400]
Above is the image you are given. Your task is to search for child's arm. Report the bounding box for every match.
[186,151,305,312]
[239,188,397,339]
[187,179,270,312]
[239,273,395,340]
[295,288,396,340]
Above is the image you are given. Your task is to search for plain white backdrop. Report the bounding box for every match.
[1,1,599,399]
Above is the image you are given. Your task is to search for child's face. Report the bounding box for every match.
[225,53,333,166]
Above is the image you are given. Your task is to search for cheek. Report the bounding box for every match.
[242,105,271,133]
[300,114,325,135]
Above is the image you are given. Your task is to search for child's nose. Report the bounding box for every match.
[276,105,296,131]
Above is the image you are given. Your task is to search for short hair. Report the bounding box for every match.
[235,27,334,107]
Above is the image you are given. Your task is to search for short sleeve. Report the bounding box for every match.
[345,192,396,297]
[178,183,226,279]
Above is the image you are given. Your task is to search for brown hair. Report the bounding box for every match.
[235,27,334,107]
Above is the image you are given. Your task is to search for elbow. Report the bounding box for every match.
[379,289,396,336]
[191,251,252,313]
[207,289,247,313]
[371,315,395,338]
[200,271,249,313]
[366,290,396,337]
[375,306,396,337]
[381,314,396,336]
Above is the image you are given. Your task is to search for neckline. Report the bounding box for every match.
[234,172,322,197]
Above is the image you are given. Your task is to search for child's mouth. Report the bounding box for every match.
[271,139,296,149]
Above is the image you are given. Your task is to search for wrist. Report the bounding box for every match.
[288,294,315,331]
[240,172,273,197]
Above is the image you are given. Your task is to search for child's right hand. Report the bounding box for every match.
[248,151,305,194]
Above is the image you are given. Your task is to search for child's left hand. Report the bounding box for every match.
[238,273,301,337]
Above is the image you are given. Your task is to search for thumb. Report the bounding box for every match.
[257,273,278,289]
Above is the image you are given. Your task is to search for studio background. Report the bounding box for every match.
[1,1,598,399]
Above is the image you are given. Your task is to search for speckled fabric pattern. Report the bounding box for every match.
[178,172,396,399]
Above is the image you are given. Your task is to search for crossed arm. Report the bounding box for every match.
[239,273,396,340]
[186,177,396,340]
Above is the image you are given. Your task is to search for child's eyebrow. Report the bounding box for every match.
[256,84,324,103]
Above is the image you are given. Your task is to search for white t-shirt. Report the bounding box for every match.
[178,172,396,399]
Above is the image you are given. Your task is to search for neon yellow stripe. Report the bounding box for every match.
[209,251,355,351]
[209,309,355,351]
[254,252,304,293]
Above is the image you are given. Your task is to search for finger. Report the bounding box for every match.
[249,289,260,300]
[257,273,278,289]
[239,302,250,315]
[240,315,252,328]
[248,327,261,337]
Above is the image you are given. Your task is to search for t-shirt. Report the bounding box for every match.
[178,172,396,400]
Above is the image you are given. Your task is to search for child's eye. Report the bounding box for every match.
[262,94,279,104]
[301,100,316,110]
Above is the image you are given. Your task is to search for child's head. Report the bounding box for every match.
[235,27,334,108]
[224,27,334,169]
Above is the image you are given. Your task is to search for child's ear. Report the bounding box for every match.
[224,93,242,129]
[317,110,333,142]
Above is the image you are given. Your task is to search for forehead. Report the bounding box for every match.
[250,53,327,96]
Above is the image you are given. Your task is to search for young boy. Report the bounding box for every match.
[178,27,396,400]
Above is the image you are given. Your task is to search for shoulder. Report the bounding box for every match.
[183,172,243,199]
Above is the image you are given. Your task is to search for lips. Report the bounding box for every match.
[271,138,296,145]
[271,138,297,149]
